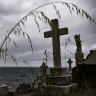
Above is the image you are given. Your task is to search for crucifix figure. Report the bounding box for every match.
[44,19,68,68]
[67,58,73,72]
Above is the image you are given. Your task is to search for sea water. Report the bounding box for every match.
[0,67,50,91]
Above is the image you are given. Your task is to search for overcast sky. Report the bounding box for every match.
[0,0,96,67]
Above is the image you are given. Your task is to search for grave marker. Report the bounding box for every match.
[67,58,73,72]
[44,19,68,68]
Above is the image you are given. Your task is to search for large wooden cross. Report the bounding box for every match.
[44,19,68,68]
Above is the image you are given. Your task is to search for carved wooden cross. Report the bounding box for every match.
[67,58,73,71]
[44,19,68,68]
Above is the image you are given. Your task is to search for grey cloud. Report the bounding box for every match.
[0,0,50,16]
[0,0,33,16]
[83,0,96,9]
[0,0,96,67]
[0,2,22,15]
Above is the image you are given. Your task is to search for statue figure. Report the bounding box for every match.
[74,34,84,66]
[40,60,48,76]
[74,34,82,52]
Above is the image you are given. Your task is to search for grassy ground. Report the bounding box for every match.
[8,86,96,96]
[68,86,96,96]
[35,84,96,96]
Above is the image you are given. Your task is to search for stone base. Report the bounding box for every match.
[46,75,71,86]
[50,68,67,76]
[72,64,96,87]
[0,85,9,96]
[75,52,84,66]
[33,77,46,89]
[41,83,77,96]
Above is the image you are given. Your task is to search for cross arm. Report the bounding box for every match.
[58,28,68,35]
[44,27,68,38]
[44,31,52,38]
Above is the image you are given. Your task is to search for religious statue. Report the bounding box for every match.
[40,60,48,76]
[74,34,84,66]
[74,34,82,52]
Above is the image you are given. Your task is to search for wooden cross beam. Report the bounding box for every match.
[44,19,68,68]
[44,28,68,38]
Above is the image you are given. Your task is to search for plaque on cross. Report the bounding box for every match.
[44,19,68,68]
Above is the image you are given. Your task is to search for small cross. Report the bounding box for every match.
[67,58,73,72]
[44,19,68,68]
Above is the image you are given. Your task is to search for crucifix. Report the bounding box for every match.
[67,58,73,72]
[44,19,68,68]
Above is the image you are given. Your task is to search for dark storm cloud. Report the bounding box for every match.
[83,0,96,9]
[0,1,22,15]
[78,0,96,19]
[0,0,50,16]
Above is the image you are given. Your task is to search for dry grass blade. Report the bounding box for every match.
[1,1,95,50]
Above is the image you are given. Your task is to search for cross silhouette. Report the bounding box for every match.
[44,19,68,68]
[67,58,73,71]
